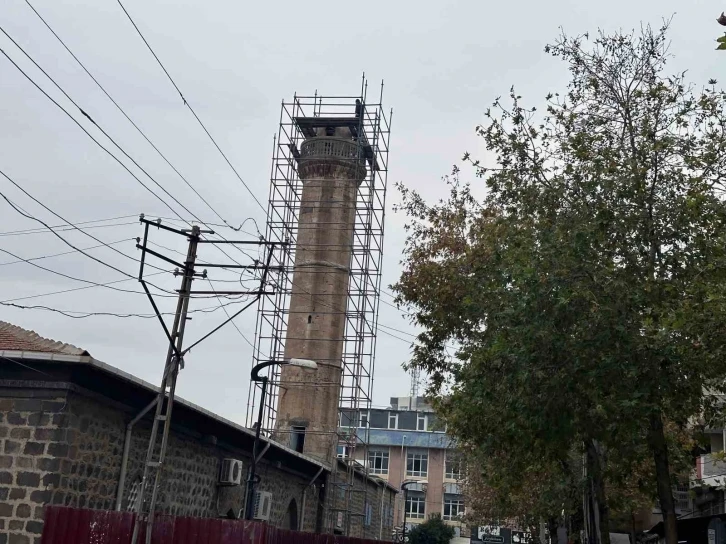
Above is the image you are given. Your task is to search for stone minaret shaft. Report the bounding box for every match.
[276,125,366,464]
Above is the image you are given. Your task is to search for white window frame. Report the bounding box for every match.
[417,413,427,431]
[406,449,429,477]
[360,410,370,428]
[445,453,463,480]
[388,412,398,429]
[406,493,426,519]
[443,496,465,521]
[369,448,390,475]
[337,444,350,459]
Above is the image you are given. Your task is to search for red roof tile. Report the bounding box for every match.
[0,321,88,356]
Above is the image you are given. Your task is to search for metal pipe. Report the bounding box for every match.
[115,397,158,511]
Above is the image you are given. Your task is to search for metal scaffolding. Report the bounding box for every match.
[245,76,391,536]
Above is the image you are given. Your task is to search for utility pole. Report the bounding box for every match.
[131,225,202,544]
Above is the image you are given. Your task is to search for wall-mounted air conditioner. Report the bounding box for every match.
[253,491,272,521]
[219,458,243,486]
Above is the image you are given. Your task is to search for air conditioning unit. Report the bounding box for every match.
[253,491,272,521]
[219,458,243,486]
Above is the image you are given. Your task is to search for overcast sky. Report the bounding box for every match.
[0,0,718,424]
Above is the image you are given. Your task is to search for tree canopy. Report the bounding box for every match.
[407,515,456,544]
[394,23,726,544]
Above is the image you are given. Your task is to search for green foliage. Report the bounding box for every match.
[394,22,726,535]
[408,514,456,544]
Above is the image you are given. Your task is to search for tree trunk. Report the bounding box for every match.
[586,440,611,544]
[647,411,678,544]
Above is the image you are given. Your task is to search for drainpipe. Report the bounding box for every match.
[300,466,324,531]
[115,397,158,511]
[399,435,406,531]
[378,479,387,540]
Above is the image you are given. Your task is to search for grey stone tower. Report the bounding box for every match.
[275,114,367,465]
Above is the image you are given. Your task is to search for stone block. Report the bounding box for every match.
[6,414,25,426]
[0,473,12,485]
[26,413,50,426]
[16,504,30,518]
[23,443,44,456]
[0,456,12,469]
[0,427,8,439]
[9,520,23,530]
[15,458,33,470]
[41,473,59,488]
[34,428,65,442]
[36,458,59,472]
[9,428,30,440]
[16,472,40,488]
[12,399,42,412]
[0,488,7,500]
[33,506,43,520]
[41,401,65,413]
[8,488,25,500]
[0,533,5,544]
[29,490,50,503]
[47,443,69,458]
[26,520,43,534]
[8,534,29,544]
[3,441,20,455]
[0,502,12,516]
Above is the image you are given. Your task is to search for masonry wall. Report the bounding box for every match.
[0,383,324,543]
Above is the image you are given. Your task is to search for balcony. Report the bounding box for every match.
[696,454,726,488]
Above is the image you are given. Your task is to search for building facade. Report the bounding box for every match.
[341,395,469,540]
[0,321,396,543]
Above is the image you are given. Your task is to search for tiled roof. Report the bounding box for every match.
[0,321,88,356]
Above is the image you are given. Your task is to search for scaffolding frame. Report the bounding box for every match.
[245,76,391,536]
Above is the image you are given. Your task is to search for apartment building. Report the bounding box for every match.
[340,396,469,539]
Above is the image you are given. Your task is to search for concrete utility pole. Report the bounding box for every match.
[131,225,200,544]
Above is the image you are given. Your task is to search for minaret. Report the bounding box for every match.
[275,110,367,465]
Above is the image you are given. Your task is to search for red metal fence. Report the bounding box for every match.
[40,506,386,544]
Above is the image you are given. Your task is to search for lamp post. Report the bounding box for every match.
[244,358,317,520]
[400,479,427,543]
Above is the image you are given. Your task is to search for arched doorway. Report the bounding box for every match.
[287,498,299,530]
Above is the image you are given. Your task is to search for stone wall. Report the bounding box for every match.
[0,383,326,542]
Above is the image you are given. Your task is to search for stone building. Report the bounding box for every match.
[0,321,397,543]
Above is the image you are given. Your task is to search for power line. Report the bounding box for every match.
[1,25,258,271]
[0,30,197,224]
[0,238,131,266]
[114,0,266,214]
[205,277,257,352]
[0,297,258,320]
[0,181,171,282]
[0,216,139,237]
[23,0,250,233]
[0,271,167,303]
[0,246,173,298]
[0,354,51,377]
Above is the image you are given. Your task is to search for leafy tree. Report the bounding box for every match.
[394,23,726,544]
[408,514,456,544]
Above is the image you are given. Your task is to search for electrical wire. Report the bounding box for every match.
[23,0,253,233]
[0,354,51,377]
[204,277,257,352]
[0,181,172,285]
[0,216,139,237]
[0,238,131,266]
[0,297,258,320]
[114,0,266,214]
[0,246,173,298]
[0,26,259,271]
[0,271,167,303]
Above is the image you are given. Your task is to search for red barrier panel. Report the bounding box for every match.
[40,507,387,544]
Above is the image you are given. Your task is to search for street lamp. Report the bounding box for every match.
[244,358,317,520]
[400,479,427,543]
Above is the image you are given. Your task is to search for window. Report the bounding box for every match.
[388,412,398,429]
[384,504,393,526]
[445,453,463,480]
[360,410,369,428]
[291,426,305,453]
[406,449,428,477]
[417,413,427,431]
[443,496,465,521]
[364,501,372,526]
[337,444,350,459]
[369,449,390,475]
[406,493,425,519]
